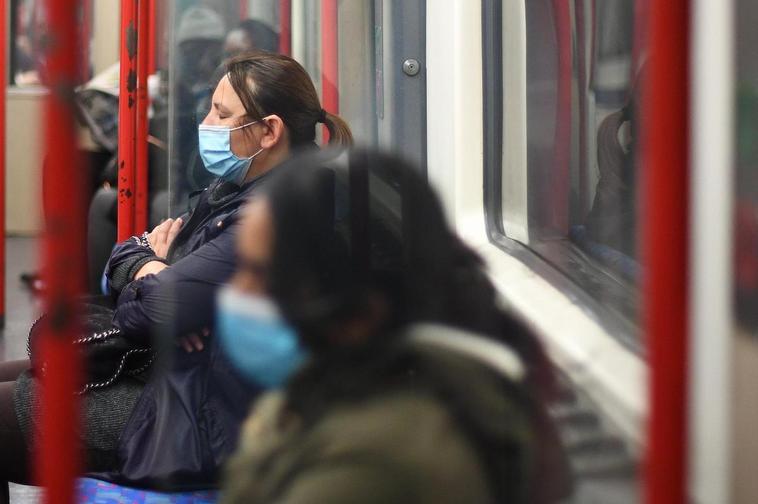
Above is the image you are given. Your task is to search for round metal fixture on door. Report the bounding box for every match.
[403,58,420,76]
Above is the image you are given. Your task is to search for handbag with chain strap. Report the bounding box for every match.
[27,301,155,394]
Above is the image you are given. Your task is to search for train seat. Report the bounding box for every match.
[77,478,219,504]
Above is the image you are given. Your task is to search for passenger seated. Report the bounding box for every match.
[582,68,645,263]
[218,149,572,504]
[0,52,352,501]
[582,102,637,258]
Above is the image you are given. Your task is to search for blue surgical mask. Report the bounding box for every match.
[216,286,306,388]
[198,121,263,184]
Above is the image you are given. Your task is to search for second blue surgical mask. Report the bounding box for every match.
[198,121,263,184]
[216,286,306,388]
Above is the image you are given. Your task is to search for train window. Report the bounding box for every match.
[483,0,646,340]
[10,0,94,86]
[735,0,758,332]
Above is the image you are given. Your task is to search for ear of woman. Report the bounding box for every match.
[257,115,287,150]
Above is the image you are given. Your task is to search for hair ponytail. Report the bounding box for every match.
[323,111,353,147]
[226,53,354,149]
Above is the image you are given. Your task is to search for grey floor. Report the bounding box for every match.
[0,237,41,503]
[0,237,39,362]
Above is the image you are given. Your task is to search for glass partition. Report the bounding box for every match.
[10,0,94,86]
[165,0,391,213]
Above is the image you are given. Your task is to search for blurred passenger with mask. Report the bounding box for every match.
[223,19,280,58]
[218,149,572,504]
[172,6,227,200]
[176,6,225,117]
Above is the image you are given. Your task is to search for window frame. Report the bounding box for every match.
[482,0,640,352]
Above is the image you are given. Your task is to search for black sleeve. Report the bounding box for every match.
[112,223,239,342]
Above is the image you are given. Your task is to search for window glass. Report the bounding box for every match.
[10,0,94,86]
[167,0,285,210]
[735,0,758,331]
[494,0,646,329]
[166,0,384,212]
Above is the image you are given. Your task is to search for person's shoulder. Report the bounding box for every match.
[309,390,494,501]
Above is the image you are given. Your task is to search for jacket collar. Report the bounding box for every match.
[405,323,525,382]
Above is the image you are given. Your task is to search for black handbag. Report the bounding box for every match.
[27,301,155,394]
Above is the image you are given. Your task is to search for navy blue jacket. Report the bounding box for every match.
[103,175,271,489]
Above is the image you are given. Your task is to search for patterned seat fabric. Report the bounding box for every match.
[77,478,219,504]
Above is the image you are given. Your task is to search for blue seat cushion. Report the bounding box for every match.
[77,478,219,504]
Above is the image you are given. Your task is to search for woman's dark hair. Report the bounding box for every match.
[225,53,353,147]
[262,148,556,397]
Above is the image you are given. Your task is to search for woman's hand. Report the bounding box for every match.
[147,218,183,259]
[177,328,210,353]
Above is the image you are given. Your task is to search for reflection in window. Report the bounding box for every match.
[12,0,47,85]
[10,0,93,86]
[521,0,643,267]
[735,0,758,330]
[166,0,381,211]
[495,0,646,326]
[168,1,286,209]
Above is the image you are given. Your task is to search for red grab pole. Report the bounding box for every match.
[118,0,138,241]
[320,0,338,142]
[279,0,291,55]
[642,0,690,503]
[39,0,86,502]
[135,0,150,233]
[0,0,6,329]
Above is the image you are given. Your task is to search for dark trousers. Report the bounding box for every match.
[0,360,32,504]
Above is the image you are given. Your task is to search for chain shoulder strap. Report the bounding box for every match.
[27,315,155,395]
[79,348,155,395]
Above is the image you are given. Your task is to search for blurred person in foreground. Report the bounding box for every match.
[217,149,573,504]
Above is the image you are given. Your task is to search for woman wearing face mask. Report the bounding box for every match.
[217,149,572,504]
[0,53,352,498]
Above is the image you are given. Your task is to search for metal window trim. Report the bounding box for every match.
[380,0,426,173]
[689,0,735,501]
[483,0,527,241]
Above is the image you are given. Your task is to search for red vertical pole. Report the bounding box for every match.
[320,0,338,143]
[642,0,689,503]
[135,0,150,233]
[118,0,138,241]
[279,0,291,55]
[39,0,85,502]
[0,0,6,329]
[550,0,572,233]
